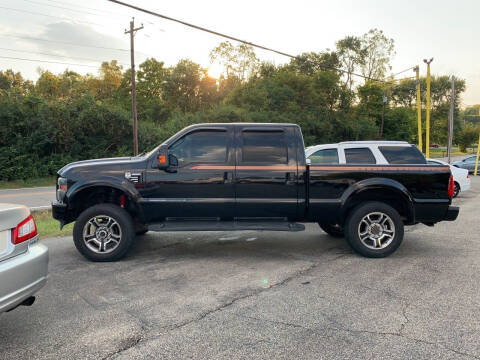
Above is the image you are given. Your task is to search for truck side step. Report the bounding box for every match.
[148,220,305,232]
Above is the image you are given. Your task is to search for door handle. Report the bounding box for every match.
[285,172,296,185]
[223,171,232,184]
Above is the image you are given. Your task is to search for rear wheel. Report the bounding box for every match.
[73,203,135,262]
[453,182,460,198]
[318,223,344,238]
[344,202,404,258]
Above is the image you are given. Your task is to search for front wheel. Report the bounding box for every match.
[344,202,404,258]
[73,203,135,262]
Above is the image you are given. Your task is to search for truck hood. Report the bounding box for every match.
[58,156,138,176]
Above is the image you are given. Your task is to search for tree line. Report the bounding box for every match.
[0,28,473,180]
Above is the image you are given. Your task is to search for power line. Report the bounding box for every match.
[3,34,130,52]
[0,47,129,66]
[0,55,101,68]
[107,0,401,83]
[19,0,122,19]
[392,66,415,77]
[384,76,416,84]
[37,0,156,24]
[0,5,105,27]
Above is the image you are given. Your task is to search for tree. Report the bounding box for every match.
[288,51,340,76]
[336,36,365,90]
[0,69,26,92]
[457,123,479,152]
[137,58,167,99]
[360,29,395,81]
[163,59,203,113]
[209,41,259,81]
[35,70,60,99]
[97,60,123,99]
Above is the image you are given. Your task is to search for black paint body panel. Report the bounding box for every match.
[54,123,455,227]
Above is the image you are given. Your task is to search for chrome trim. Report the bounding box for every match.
[139,198,234,203]
[413,198,450,204]
[309,199,342,204]
[139,198,298,204]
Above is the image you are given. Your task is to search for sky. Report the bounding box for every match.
[0,0,478,106]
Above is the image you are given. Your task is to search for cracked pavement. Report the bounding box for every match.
[1,178,480,360]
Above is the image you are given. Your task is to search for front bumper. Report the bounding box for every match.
[0,241,49,312]
[444,206,459,221]
[52,201,67,221]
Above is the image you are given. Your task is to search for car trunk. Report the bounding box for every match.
[0,204,30,262]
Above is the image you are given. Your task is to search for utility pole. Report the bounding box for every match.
[125,17,143,156]
[414,66,422,152]
[447,76,455,164]
[423,58,433,158]
[380,94,387,138]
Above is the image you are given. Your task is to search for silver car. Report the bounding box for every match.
[453,155,479,174]
[0,204,48,313]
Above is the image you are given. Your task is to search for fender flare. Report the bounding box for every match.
[339,177,415,224]
[65,177,145,220]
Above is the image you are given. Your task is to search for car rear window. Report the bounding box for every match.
[379,146,426,164]
[309,149,339,164]
[344,148,376,164]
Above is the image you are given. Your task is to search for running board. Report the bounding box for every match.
[148,220,305,232]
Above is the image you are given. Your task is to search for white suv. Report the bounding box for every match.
[305,141,427,165]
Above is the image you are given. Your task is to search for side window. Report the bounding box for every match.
[242,130,287,164]
[344,148,376,164]
[379,146,426,164]
[308,149,339,164]
[169,130,228,164]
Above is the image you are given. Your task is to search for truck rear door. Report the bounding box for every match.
[234,126,298,220]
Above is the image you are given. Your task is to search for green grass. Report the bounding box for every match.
[0,176,56,190]
[33,210,73,239]
[429,151,467,158]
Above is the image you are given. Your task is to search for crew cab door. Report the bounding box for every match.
[234,126,298,220]
[140,127,235,222]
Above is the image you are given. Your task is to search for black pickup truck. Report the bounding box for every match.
[52,123,458,261]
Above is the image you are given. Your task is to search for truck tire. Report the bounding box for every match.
[73,203,135,262]
[344,202,404,258]
[318,223,344,238]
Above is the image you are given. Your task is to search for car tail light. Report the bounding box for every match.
[12,214,38,245]
[447,175,454,198]
[467,174,470,179]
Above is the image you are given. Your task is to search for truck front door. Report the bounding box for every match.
[140,127,235,222]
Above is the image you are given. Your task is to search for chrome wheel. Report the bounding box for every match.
[82,215,122,254]
[357,212,395,250]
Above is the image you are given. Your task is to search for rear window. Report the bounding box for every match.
[309,149,339,164]
[344,148,376,164]
[379,146,426,164]
[242,130,288,164]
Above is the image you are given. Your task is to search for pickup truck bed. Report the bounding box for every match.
[52,123,458,261]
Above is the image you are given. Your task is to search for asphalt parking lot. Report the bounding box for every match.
[1,178,479,360]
